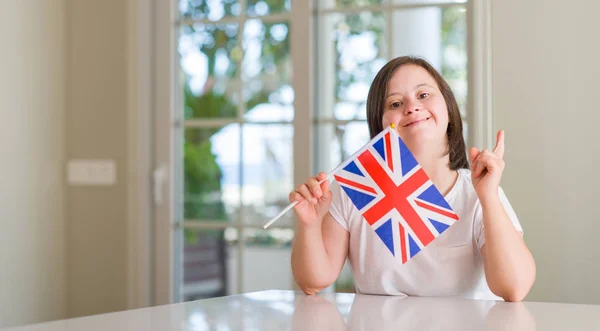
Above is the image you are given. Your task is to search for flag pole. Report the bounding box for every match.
[263,125,395,229]
[262,175,329,229]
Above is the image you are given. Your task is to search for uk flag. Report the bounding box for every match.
[333,127,459,264]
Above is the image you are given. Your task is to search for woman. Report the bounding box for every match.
[289,56,536,301]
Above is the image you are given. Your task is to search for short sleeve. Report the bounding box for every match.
[474,186,524,250]
[328,181,350,232]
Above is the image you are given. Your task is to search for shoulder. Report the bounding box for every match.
[456,168,473,187]
[328,180,352,229]
[329,180,345,204]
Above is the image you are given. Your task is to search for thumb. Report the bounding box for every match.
[316,172,331,198]
[316,172,328,181]
[469,147,479,163]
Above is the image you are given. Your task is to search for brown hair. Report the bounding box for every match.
[366,56,469,170]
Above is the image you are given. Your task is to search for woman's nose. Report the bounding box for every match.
[403,100,420,115]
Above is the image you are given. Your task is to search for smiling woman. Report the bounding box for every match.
[291,55,535,301]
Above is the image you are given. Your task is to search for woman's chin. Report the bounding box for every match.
[400,131,443,151]
[400,128,435,142]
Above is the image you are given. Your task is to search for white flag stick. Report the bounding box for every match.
[263,126,394,229]
[262,172,332,229]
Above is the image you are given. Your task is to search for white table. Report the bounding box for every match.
[3,290,600,330]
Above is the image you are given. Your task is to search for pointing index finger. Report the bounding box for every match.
[493,130,505,159]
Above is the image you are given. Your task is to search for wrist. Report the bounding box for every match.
[297,220,323,232]
[479,191,501,209]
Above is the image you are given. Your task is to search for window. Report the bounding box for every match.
[165,0,470,301]
[312,0,468,292]
[175,0,296,301]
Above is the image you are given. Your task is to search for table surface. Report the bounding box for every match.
[4,290,600,330]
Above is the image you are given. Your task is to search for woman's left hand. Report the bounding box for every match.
[470,130,505,203]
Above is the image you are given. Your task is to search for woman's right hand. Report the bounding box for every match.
[289,172,332,227]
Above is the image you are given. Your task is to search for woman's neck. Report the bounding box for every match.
[409,141,458,197]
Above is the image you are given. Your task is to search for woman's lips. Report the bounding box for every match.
[404,117,430,127]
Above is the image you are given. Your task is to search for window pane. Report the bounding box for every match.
[241,124,294,227]
[440,6,467,118]
[184,126,241,224]
[241,228,294,292]
[243,19,293,122]
[314,122,370,176]
[215,227,294,295]
[246,0,291,17]
[179,0,241,21]
[390,6,467,116]
[181,228,238,301]
[179,24,241,119]
[316,0,384,10]
[315,12,386,120]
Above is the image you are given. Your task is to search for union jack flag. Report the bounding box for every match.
[333,127,459,264]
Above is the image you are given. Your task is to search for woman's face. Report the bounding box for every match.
[382,64,449,148]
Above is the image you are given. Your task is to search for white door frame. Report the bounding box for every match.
[126,0,154,309]
[126,0,179,307]
[152,0,178,305]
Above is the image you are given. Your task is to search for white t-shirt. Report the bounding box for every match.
[329,168,523,300]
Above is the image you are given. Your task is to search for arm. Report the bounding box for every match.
[291,213,349,295]
[480,196,536,302]
[470,130,536,302]
[289,172,350,295]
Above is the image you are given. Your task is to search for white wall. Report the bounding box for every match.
[0,0,132,326]
[65,0,130,318]
[492,0,600,304]
[0,0,67,328]
[228,247,293,294]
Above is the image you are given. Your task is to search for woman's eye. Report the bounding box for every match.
[418,92,430,99]
[391,101,401,108]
